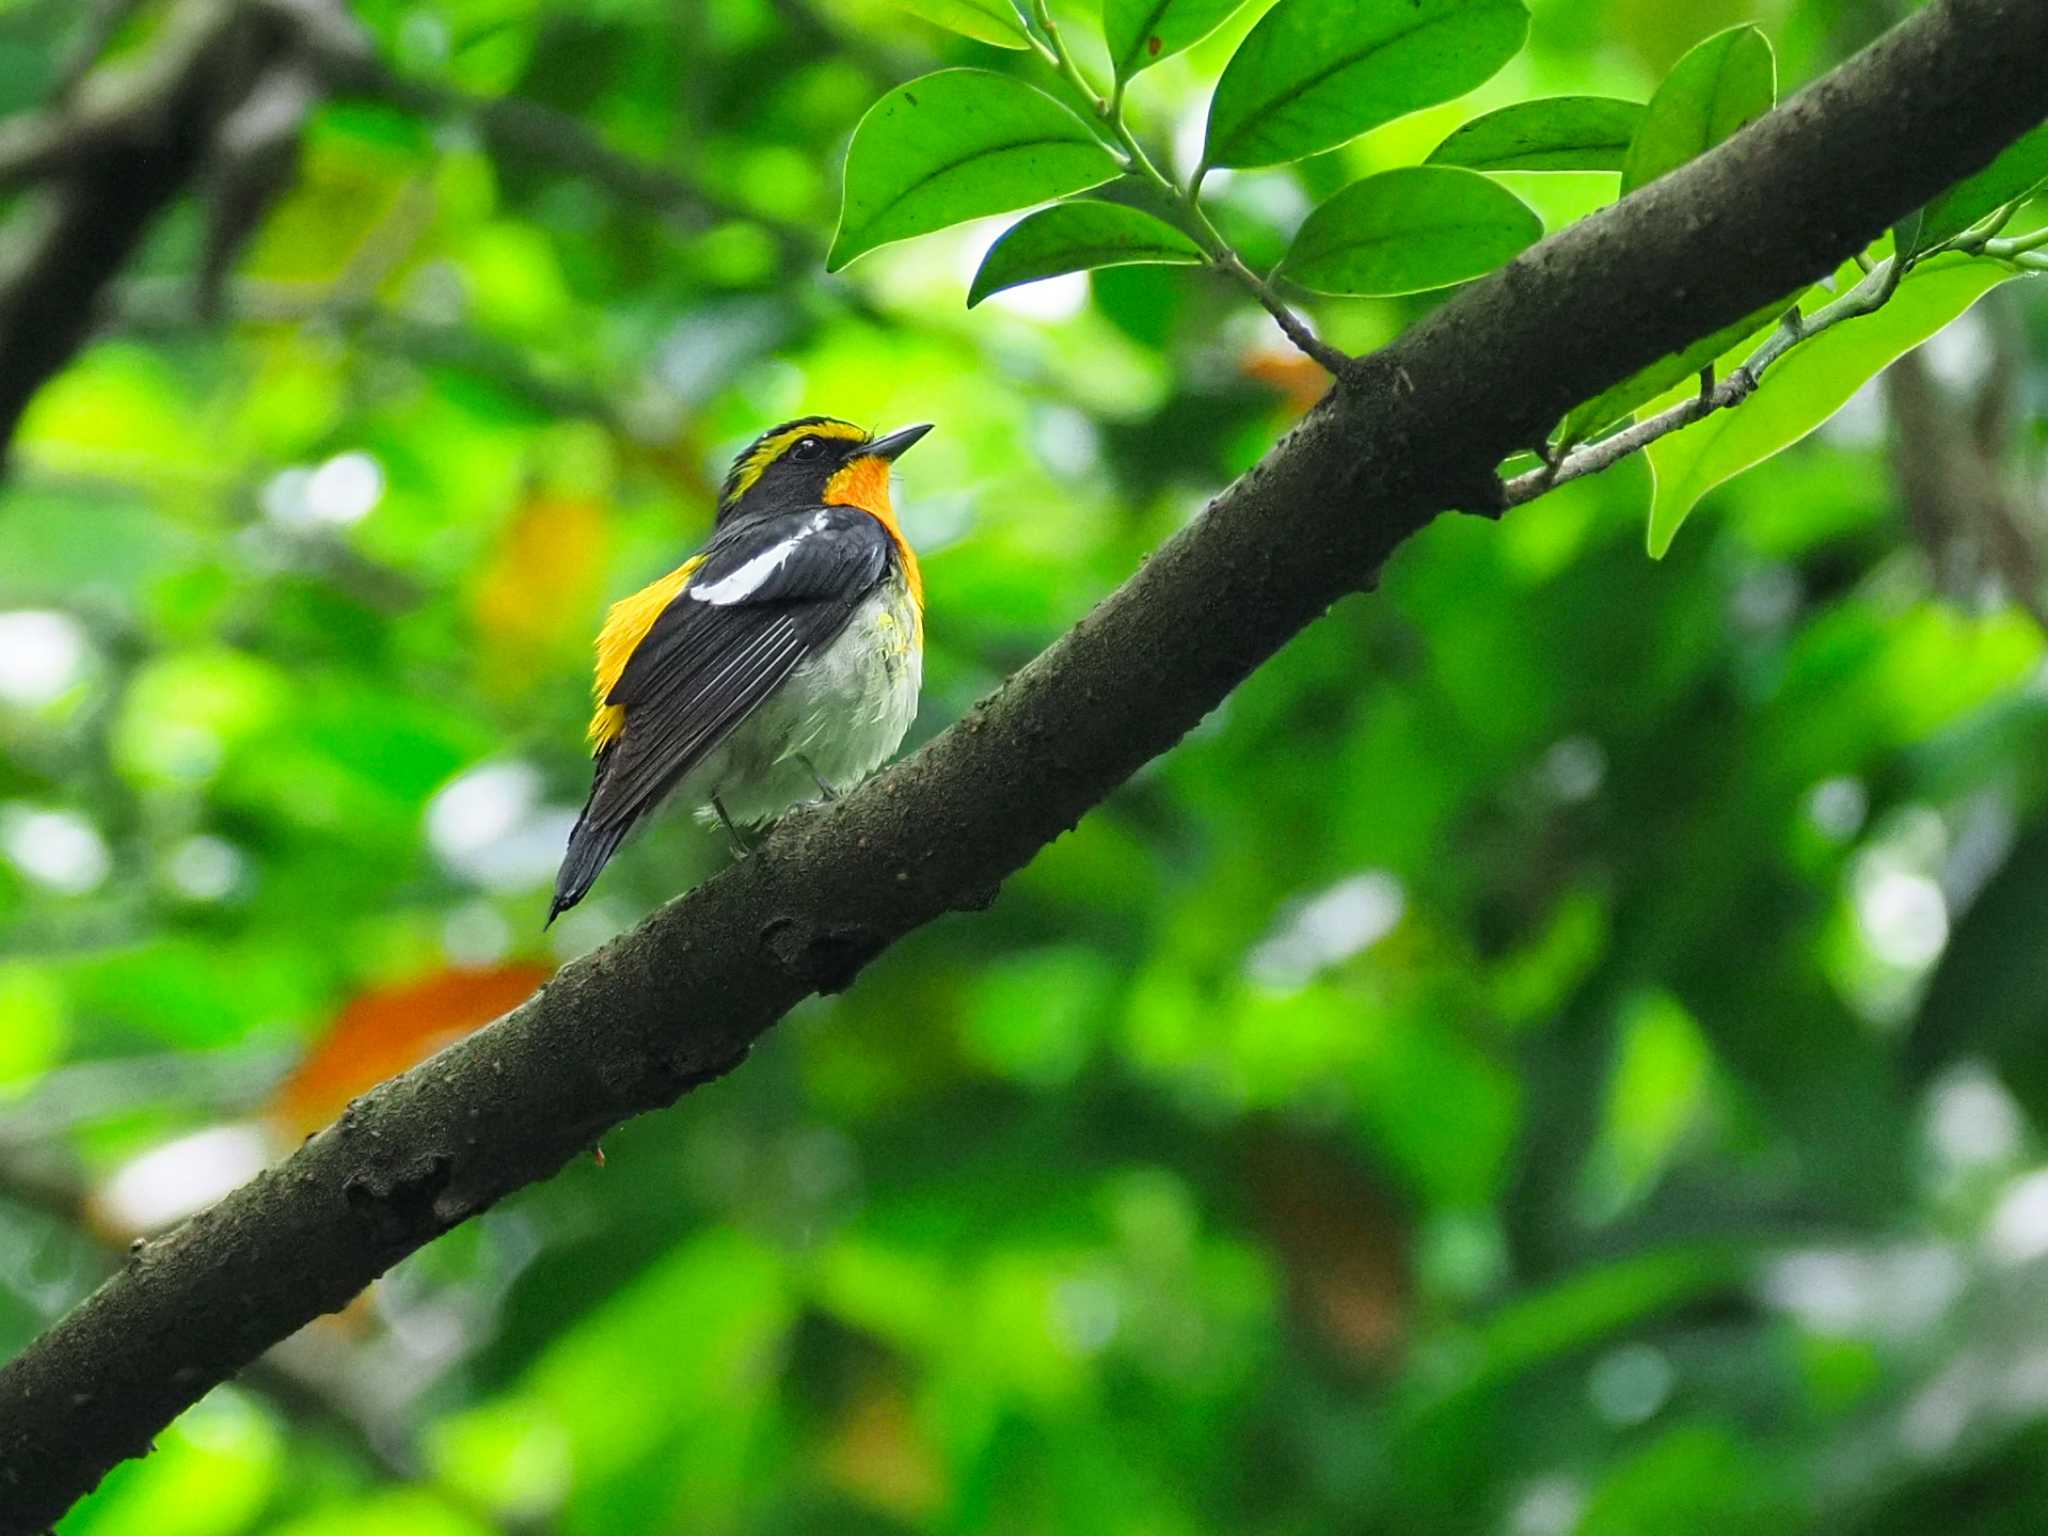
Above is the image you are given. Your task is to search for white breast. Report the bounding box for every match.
[681,570,923,827]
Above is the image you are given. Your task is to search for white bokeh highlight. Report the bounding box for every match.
[1248,871,1406,987]
[0,610,87,706]
[427,761,578,890]
[2,805,111,894]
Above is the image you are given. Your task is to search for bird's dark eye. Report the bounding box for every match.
[790,436,824,461]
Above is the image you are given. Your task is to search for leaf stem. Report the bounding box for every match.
[1986,222,2048,259]
[1026,0,1350,377]
[1028,0,1107,115]
[1211,246,1352,373]
[1940,198,2025,256]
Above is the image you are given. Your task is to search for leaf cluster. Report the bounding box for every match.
[841,3,2048,551]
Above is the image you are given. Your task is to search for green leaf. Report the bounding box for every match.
[828,70,1123,271]
[969,201,1204,306]
[1426,96,1644,173]
[889,0,1032,48]
[1619,25,1775,195]
[1644,256,2015,556]
[1104,0,1249,82]
[1398,1243,1750,1435]
[1916,120,2048,247]
[1556,291,1800,448]
[1202,0,1529,172]
[1467,1245,1745,1389]
[1278,166,1541,296]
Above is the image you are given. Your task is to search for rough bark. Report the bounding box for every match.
[3,0,2047,1526]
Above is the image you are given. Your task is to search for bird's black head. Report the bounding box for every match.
[717,416,932,523]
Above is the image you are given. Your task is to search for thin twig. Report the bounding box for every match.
[198,57,321,316]
[1944,198,2027,255]
[1214,248,1353,374]
[1503,383,1737,504]
[1507,254,1915,507]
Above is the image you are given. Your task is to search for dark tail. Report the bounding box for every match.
[547,749,623,926]
[546,816,630,926]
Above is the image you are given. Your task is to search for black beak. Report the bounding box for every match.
[868,423,933,462]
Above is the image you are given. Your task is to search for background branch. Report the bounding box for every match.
[0,0,298,455]
[259,0,809,257]
[52,0,151,105]
[1886,334,2048,629]
[3,0,2047,1526]
[106,276,629,427]
[0,0,799,469]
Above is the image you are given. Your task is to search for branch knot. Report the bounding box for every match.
[342,1151,454,1247]
[760,915,885,994]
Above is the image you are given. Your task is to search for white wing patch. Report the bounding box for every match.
[691,539,796,605]
[687,513,833,606]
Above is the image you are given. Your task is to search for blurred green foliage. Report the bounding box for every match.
[4,0,2048,1532]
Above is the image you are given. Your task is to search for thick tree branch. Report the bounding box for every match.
[4,1,2047,1525]
[0,1137,472,1497]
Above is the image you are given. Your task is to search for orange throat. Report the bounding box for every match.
[825,456,923,612]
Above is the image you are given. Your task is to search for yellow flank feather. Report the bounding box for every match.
[588,554,706,747]
[722,419,868,509]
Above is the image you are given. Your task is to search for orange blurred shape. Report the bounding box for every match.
[1247,1132,1410,1368]
[265,964,552,1141]
[473,492,609,662]
[1241,346,1331,417]
[824,1369,944,1519]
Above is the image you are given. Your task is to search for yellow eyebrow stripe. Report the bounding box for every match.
[721,420,868,508]
[588,553,706,747]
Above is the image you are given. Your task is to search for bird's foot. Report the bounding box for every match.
[797,755,839,802]
[711,793,754,859]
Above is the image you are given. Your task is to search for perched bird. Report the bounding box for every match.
[548,416,932,923]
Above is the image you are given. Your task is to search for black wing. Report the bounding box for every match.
[549,507,892,920]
